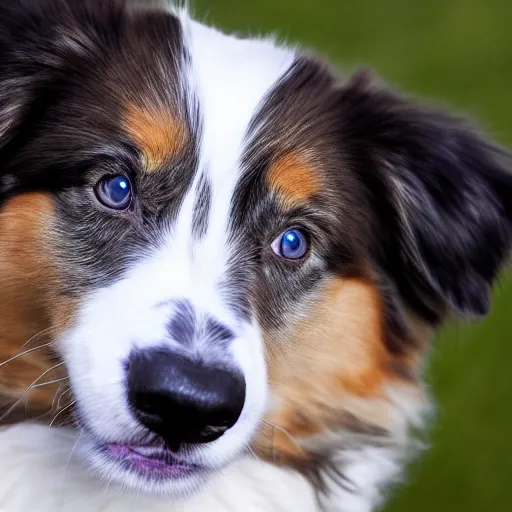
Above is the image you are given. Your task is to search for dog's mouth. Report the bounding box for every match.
[105,443,204,480]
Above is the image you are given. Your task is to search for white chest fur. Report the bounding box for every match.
[0,423,407,512]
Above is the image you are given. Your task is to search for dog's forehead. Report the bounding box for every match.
[172,17,300,216]
[114,14,325,239]
[167,17,296,236]
[48,10,342,224]
[122,15,342,236]
[73,13,305,218]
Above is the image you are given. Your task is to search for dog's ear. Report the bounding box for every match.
[339,71,512,321]
[0,0,127,198]
[0,0,70,156]
[0,0,129,146]
[0,0,42,152]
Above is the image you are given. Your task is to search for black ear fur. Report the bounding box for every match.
[0,0,126,144]
[339,71,512,321]
[0,0,130,200]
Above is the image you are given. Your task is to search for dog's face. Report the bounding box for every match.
[1,0,511,500]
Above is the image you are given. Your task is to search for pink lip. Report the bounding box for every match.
[107,443,200,478]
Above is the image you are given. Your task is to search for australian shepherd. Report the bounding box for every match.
[0,1,511,511]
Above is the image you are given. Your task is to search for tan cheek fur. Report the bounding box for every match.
[0,193,75,420]
[254,276,430,463]
[124,103,189,172]
[266,152,322,207]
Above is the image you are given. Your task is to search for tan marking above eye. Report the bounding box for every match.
[266,152,322,207]
[124,103,189,173]
[253,275,430,464]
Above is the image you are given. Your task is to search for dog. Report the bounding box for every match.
[0,1,511,511]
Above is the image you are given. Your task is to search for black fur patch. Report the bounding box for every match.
[337,71,512,319]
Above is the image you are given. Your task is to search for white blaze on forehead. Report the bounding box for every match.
[175,13,296,283]
[57,15,296,490]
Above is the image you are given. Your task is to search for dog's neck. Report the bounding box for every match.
[0,422,413,512]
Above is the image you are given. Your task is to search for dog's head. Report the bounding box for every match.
[1,0,511,500]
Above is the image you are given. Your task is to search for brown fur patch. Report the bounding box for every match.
[0,193,72,421]
[124,103,189,172]
[267,152,322,207]
[254,276,429,463]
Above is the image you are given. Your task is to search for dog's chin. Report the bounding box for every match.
[82,433,214,498]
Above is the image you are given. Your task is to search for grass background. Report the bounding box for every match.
[191,1,512,510]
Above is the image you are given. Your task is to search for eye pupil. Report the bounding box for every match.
[95,175,132,210]
[284,232,300,250]
[275,228,308,260]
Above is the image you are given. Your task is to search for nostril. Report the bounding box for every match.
[127,349,246,447]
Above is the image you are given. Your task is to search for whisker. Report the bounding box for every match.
[27,382,66,421]
[64,431,82,475]
[0,361,66,422]
[52,383,67,413]
[49,400,76,427]
[57,430,83,491]
[24,390,31,421]
[23,327,56,347]
[261,419,304,455]
[0,343,53,369]
[245,445,259,461]
[57,387,73,410]
[32,376,69,389]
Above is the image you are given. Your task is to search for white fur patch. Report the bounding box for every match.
[0,423,317,512]
[55,9,296,498]
[0,421,422,512]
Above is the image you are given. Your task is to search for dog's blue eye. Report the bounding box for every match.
[95,175,132,210]
[272,228,309,260]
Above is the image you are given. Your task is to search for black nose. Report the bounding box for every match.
[127,349,246,450]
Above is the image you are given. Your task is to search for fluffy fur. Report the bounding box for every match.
[0,423,415,512]
[0,1,511,511]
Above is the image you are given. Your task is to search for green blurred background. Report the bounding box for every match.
[192,1,512,510]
